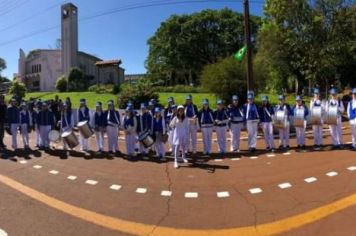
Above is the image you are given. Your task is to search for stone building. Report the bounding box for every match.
[17,3,125,91]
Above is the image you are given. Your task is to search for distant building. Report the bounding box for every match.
[124,73,146,85]
[18,3,125,91]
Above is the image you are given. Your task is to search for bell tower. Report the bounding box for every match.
[61,3,78,76]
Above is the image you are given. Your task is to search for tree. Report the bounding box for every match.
[146,8,261,86]
[201,57,246,103]
[55,76,68,92]
[67,67,85,91]
[9,80,26,98]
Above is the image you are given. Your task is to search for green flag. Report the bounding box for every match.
[234,45,247,61]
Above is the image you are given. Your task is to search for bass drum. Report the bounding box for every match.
[61,130,79,149]
[138,131,154,148]
[48,130,60,142]
[77,121,94,139]
[310,106,323,125]
[273,110,287,129]
[293,108,305,127]
[325,105,338,125]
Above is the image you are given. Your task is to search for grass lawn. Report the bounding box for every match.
[6,91,303,109]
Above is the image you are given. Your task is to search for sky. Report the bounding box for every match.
[0,0,265,79]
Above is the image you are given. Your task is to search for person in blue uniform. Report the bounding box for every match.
[292,96,309,149]
[198,99,215,155]
[123,106,137,157]
[164,97,176,153]
[228,95,244,152]
[105,100,121,155]
[93,102,106,153]
[326,88,345,149]
[243,93,260,152]
[184,94,199,154]
[275,95,291,150]
[7,98,20,150]
[37,102,55,149]
[214,100,229,154]
[60,102,74,150]
[19,102,32,149]
[309,88,324,150]
[347,88,356,150]
[151,107,166,159]
[258,95,275,152]
[137,103,153,155]
[0,95,7,149]
[77,98,91,151]
[32,100,42,148]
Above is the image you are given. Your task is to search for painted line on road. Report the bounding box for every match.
[326,171,338,177]
[33,165,42,169]
[278,182,292,189]
[214,159,223,162]
[49,170,59,175]
[110,185,122,191]
[85,180,98,185]
[136,188,147,194]
[185,192,198,198]
[19,160,27,164]
[304,177,317,183]
[0,229,7,236]
[161,190,172,197]
[250,156,258,160]
[283,152,291,156]
[266,154,275,157]
[217,191,230,198]
[67,176,77,181]
[347,166,356,171]
[249,188,262,194]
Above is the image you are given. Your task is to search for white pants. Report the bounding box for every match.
[125,133,136,155]
[201,127,213,154]
[39,125,51,148]
[351,124,356,148]
[312,125,323,145]
[230,123,243,151]
[154,140,165,157]
[329,117,343,146]
[20,124,29,147]
[106,126,119,152]
[295,124,306,146]
[261,122,274,149]
[36,126,41,146]
[79,134,89,151]
[10,123,19,149]
[174,143,186,164]
[139,141,148,155]
[278,123,290,147]
[215,126,227,153]
[168,130,174,151]
[95,131,104,151]
[186,124,197,152]
[247,121,258,149]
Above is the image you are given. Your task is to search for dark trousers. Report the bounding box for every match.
[0,123,4,146]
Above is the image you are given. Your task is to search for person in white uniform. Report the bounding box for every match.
[213,100,229,154]
[198,99,215,156]
[151,107,166,159]
[275,95,291,151]
[93,102,106,153]
[347,88,356,151]
[60,102,74,150]
[309,88,324,150]
[258,95,275,152]
[292,96,309,150]
[243,92,260,152]
[77,99,91,152]
[6,98,20,150]
[228,95,244,152]
[19,102,32,149]
[123,106,137,157]
[326,88,345,149]
[105,100,121,155]
[184,95,198,154]
[170,105,189,168]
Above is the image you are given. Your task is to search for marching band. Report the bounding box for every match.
[0,87,356,169]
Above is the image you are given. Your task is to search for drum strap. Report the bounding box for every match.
[264,107,271,118]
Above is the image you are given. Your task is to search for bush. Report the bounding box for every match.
[8,80,27,98]
[118,80,159,109]
[88,84,117,94]
[154,85,208,93]
[112,84,121,94]
[68,67,85,91]
[55,76,68,92]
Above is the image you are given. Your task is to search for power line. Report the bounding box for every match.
[0,0,29,17]
[0,0,264,47]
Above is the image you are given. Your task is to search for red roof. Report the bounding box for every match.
[95,59,122,66]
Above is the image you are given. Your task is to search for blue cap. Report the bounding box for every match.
[154,107,161,113]
[171,104,177,109]
[167,97,174,102]
[247,94,253,100]
[186,94,192,100]
[296,95,302,101]
[95,102,102,107]
[202,99,209,105]
[329,88,337,95]
[80,98,86,103]
[314,88,320,94]
[140,103,147,109]
[148,101,154,106]
[232,95,239,100]
[150,99,156,104]
[107,100,114,105]
[278,95,285,100]
[126,106,133,111]
[352,88,356,94]
[217,99,223,105]
[262,95,269,101]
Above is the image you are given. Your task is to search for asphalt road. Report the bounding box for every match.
[0,125,355,236]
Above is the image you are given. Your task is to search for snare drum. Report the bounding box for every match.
[310,106,323,125]
[48,130,60,142]
[273,110,287,129]
[77,121,94,139]
[325,105,338,125]
[138,131,154,148]
[293,108,305,127]
[61,130,79,149]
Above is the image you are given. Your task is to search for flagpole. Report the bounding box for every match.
[243,0,254,92]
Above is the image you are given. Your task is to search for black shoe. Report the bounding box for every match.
[302,145,306,149]
[286,145,290,150]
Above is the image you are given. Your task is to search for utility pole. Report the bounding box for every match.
[244,0,254,91]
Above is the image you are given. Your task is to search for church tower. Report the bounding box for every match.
[61,3,78,76]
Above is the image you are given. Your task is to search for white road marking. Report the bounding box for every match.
[33,165,42,169]
[346,141,353,144]
[304,177,317,183]
[136,188,147,194]
[283,152,291,156]
[250,156,258,159]
[217,191,230,198]
[347,166,356,171]
[85,180,98,185]
[185,192,198,198]
[267,154,275,157]
[214,159,223,162]
[249,188,262,194]
[19,160,27,164]
[231,158,240,161]
[278,182,292,189]
[49,170,59,175]
[67,176,77,180]
[0,229,7,236]
[161,190,172,197]
[326,171,338,177]
[110,184,122,191]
